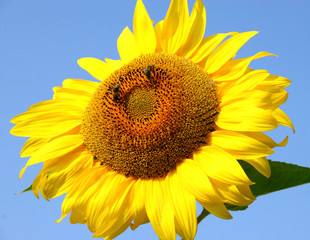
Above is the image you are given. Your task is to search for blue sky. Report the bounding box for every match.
[1,0,310,239]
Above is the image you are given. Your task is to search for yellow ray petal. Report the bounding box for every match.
[243,157,271,178]
[177,0,206,58]
[130,179,149,230]
[59,167,108,224]
[205,31,258,73]
[32,150,93,200]
[241,132,288,149]
[10,112,81,138]
[220,89,272,109]
[194,146,253,185]
[62,78,99,93]
[104,58,123,71]
[145,179,176,240]
[199,201,232,219]
[24,135,84,168]
[154,20,164,52]
[177,159,222,203]
[103,219,133,240]
[52,87,91,109]
[219,70,270,97]
[39,152,92,199]
[273,108,295,133]
[77,57,115,81]
[211,179,255,206]
[32,172,43,198]
[217,103,278,132]
[212,52,275,82]
[11,99,83,125]
[270,90,288,110]
[89,173,134,238]
[210,130,274,159]
[168,171,197,240]
[26,99,58,112]
[161,0,189,53]
[13,98,84,118]
[117,27,141,63]
[20,137,50,157]
[84,171,117,231]
[256,74,291,92]
[133,0,156,54]
[190,32,238,64]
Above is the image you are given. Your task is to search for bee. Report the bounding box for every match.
[113,83,120,93]
[142,65,154,80]
[112,83,121,102]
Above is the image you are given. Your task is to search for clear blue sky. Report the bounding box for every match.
[1,0,310,239]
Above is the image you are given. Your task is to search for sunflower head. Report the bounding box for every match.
[81,53,219,179]
[10,0,294,239]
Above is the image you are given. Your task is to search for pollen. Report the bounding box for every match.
[80,53,219,179]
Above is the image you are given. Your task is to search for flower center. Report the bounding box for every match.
[124,86,157,121]
[80,53,219,179]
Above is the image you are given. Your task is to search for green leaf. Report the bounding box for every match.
[15,185,32,194]
[239,160,310,197]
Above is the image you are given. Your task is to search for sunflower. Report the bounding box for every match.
[11,0,294,239]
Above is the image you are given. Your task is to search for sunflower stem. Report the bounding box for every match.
[197,208,210,224]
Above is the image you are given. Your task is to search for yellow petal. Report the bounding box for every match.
[217,103,278,132]
[89,173,133,238]
[219,70,270,97]
[32,172,43,198]
[10,112,81,138]
[133,0,156,54]
[62,78,98,93]
[145,179,176,240]
[24,135,84,168]
[161,0,189,53]
[190,32,238,64]
[20,137,85,180]
[243,157,271,178]
[60,167,108,224]
[20,137,50,157]
[210,130,274,159]
[177,0,206,58]
[270,90,288,110]
[39,152,92,199]
[154,20,164,52]
[211,180,254,206]
[212,52,275,82]
[177,159,222,203]
[241,132,288,149]
[11,99,83,125]
[273,108,295,133]
[256,74,291,92]
[117,27,141,63]
[205,31,258,73]
[198,201,232,219]
[104,58,123,71]
[194,146,253,185]
[103,218,133,240]
[130,179,149,230]
[77,57,115,81]
[220,89,272,109]
[168,172,197,240]
[52,87,91,109]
